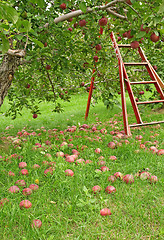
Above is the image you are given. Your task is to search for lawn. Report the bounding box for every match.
[0,93,164,240]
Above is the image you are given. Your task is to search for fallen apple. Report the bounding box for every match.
[19,200,32,209]
[100,208,112,216]
[105,186,116,194]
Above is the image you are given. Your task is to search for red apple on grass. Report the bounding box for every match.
[95,148,101,154]
[65,169,74,176]
[33,164,40,169]
[157,149,164,155]
[56,151,65,158]
[9,185,20,193]
[19,200,32,209]
[108,175,116,183]
[22,188,32,196]
[100,208,112,216]
[105,186,116,194]
[65,155,75,163]
[109,156,117,160]
[139,171,150,180]
[76,158,85,165]
[19,162,27,168]
[92,185,102,194]
[123,174,134,184]
[149,175,158,183]
[15,179,26,187]
[114,172,123,179]
[32,219,42,229]
[101,166,110,172]
[29,184,39,191]
[8,171,15,176]
[21,169,28,175]
[107,142,116,149]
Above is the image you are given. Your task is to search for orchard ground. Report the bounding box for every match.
[0,93,164,240]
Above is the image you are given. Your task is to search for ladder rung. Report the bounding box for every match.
[130,81,157,85]
[129,121,164,128]
[117,44,131,48]
[124,62,148,66]
[137,100,164,105]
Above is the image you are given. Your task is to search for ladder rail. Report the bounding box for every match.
[110,32,164,135]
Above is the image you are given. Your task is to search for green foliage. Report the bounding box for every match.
[0,0,164,117]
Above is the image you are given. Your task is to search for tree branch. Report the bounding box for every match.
[7,49,26,58]
[124,2,141,18]
[52,0,126,25]
[106,8,127,19]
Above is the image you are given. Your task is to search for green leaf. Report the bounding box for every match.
[79,2,87,13]
[1,35,10,54]
[0,3,18,24]
[31,0,45,8]
[136,31,146,39]
[83,186,88,193]
[158,0,164,14]
[22,20,31,32]
[29,36,44,48]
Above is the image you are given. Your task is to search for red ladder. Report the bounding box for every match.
[110,31,164,135]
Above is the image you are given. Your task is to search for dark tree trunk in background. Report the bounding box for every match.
[0,49,25,107]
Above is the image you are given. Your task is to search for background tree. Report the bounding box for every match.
[0,0,163,118]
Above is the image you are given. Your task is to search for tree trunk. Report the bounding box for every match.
[0,50,25,107]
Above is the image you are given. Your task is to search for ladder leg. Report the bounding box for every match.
[119,63,131,136]
[123,66,143,124]
[85,69,95,120]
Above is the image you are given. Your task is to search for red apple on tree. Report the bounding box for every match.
[99,17,108,26]
[139,90,144,95]
[153,65,157,70]
[93,56,98,62]
[131,41,139,49]
[45,65,51,70]
[95,44,102,51]
[127,30,133,39]
[150,32,160,42]
[79,19,86,27]
[60,3,66,10]
[33,113,38,119]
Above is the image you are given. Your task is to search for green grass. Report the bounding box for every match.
[0,93,164,240]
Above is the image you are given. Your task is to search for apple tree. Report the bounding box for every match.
[0,0,163,118]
